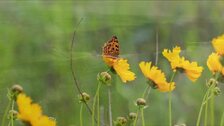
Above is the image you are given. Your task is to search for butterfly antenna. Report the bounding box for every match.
[70,18,93,115]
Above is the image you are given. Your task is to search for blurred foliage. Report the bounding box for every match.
[1,1,224,126]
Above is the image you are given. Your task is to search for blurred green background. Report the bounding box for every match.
[1,1,224,126]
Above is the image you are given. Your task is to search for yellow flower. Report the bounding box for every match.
[162,46,203,81]
[103,56,136,83]
[32,116,56,126]
[212,34,224,55]
[17,93,56,126]
[139,61,175,92]
[207,53,223,74]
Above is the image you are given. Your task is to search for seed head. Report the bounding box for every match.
[8,110,18,120]
[136,98,146,107]
[79,92,90,103]
[128,112,137,121]
[97,72,111,86]
[114,116,127,126]
[11,84,23,94]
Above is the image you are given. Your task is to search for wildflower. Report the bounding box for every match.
[162,46,203,81]
[102,36,136,83]
[139,61,175,92]
[207,53,223,74]
[212,34,224,56]
[16,93,56,126]
[103,56,136,83]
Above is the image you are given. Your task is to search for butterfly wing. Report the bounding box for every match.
[102,36,119,58]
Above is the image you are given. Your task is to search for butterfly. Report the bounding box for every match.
[102,36,120,59]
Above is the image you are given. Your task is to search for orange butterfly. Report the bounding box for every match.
[102,36,136,83]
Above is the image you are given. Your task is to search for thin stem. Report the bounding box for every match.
[10,100,14,126]
[141,108,145,126]
[196,88,210,126]
[97,87,100,126]
[168,90,172,126]
[108,87,113,126]
[220,112,224,126]
[142,85,151,99]
[133,108,140,126]
[210,96,215,126]
[92,83,102,126]
[168,72,176,126]
[70,18,93,117]
[204,93,209,126]
[80,103,83,126]
[1,100,11,126]
[196,82,216,126]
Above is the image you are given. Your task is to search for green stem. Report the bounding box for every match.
[133,108,140,126]
[97,87,100,126]
[108,87,113,126]
[141,108,145,126]
[168,72,176,126]
[220,112,224,126]
[92,83,102,126]
[204,91,210,126]
[10,100,14,126]
[80,103,83,126]
[142,85,151,99]
[210,96,215,126]
[196,81,216,126]
[1,100,11,126]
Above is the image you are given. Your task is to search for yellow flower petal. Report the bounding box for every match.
[207,53,223,74]
[139,61,175,92]
[32,116,56,126]
[102,55,116,67]
[158,82,175,92]
[113,59,136,83]
[17,94,56,126]
[183,61,203,81]
[212,34,224,55]
[162,46,181,62]
[163,46,203,81]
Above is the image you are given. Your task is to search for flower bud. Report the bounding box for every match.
[10,84,23,100]
[207,78,218,87]
[97,72,111,86]
[114,116,127,126]
[8,110,18,120]
[11,84,23,94]
[128,112,137,121]
[79,92,90,103]
[213,87,221,96]
[136,98,146,107]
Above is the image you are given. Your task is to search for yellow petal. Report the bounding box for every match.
[207,53,223,74]
[212,34,224,56]
[113,59,136,83]
[139,61,175,92]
